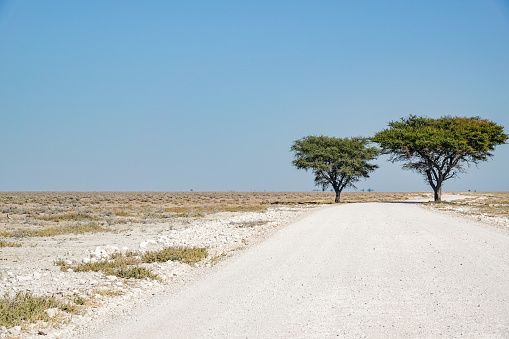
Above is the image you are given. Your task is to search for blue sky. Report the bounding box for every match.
[1,1,508,192]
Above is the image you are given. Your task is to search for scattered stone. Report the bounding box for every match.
[139,240,157,249]
[0,202,317,337]
[38,328,49,335]
[46,308,59,318]
[9,326,21,334]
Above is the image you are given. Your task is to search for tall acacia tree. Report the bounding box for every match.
[372,115,508,201]
[291,136,379,203]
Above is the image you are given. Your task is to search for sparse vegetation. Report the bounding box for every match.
[425,192,509,224]
[0,291,84,328]
[0,223,110,238]
[37,212,99,222]
[0,240,21,247]
[142,246,208,265]
[209,252,228,265]
[55,246,208,280]
[93,288,124,297]
[231,220,268,228]
[56,257,159,280]
[1,190,507,334]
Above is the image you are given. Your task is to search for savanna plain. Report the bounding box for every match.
[1,191,508,338]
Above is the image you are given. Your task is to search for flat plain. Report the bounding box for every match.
[1,191,508,338]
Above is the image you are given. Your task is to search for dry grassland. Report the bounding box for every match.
[0,191,507,333]
[0,191,432,239]
[1,191,507,239]
[424,191,509,228]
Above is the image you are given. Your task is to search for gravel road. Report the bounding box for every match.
[81,202,509,338]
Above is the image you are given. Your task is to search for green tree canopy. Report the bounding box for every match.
[291,136,379,203]
[372,115,508,201]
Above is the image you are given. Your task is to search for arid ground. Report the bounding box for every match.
[1,191,508,338]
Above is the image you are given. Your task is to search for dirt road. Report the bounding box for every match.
[80,202,509,338]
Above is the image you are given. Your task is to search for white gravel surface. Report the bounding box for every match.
[74,202,509,339]
[1,205,320,338]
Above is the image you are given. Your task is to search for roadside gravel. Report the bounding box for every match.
[1,204,321,338]
[78,202,509,338]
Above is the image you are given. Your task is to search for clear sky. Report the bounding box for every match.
[1,1,508,192]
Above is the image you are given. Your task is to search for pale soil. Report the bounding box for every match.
[0,203,323,338]
[424,193,509,230]
[1,192,508,338]
[75,201,509,338]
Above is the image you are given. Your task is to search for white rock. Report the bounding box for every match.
[157,236,169,244]
[90,279,98,285]
[8,326,21,334]
[139,239,158,249]
[16,275,31,282]
[104,245,119,254]
[46,308,59,318]
[106,275,117,281]
[33,272,42,279]
[91,246,106,258]
[82,257,91,264]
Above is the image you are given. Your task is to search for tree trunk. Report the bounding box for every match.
[434,185,442,202]
[334,189,341,203]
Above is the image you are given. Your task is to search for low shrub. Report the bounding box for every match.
[2,223,111,238]
[141,246,208,265]
[0,291,83,328]
[0,240,21,247]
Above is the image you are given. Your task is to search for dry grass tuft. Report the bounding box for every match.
[0,291,85,328]
[56,258,159,280]
[231,220,268,228]
[55,246,208,281]
[141,246,208,265]
[0,240,21,247]
[425,192,509,223]
[0,223,111,238]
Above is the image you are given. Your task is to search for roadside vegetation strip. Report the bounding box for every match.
[0,240,21,247]
[141,246,208,265]
[36,212,100,222]
[0,292,84,328]
[0,223,112,238]
[0,191,436,232]
[231,220,269,228]
[56,246,209,280]
[425,192,509,221]
[56,258,159,280]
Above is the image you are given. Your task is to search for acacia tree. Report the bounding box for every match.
[372,115,508,201]
[291,136,379,203]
